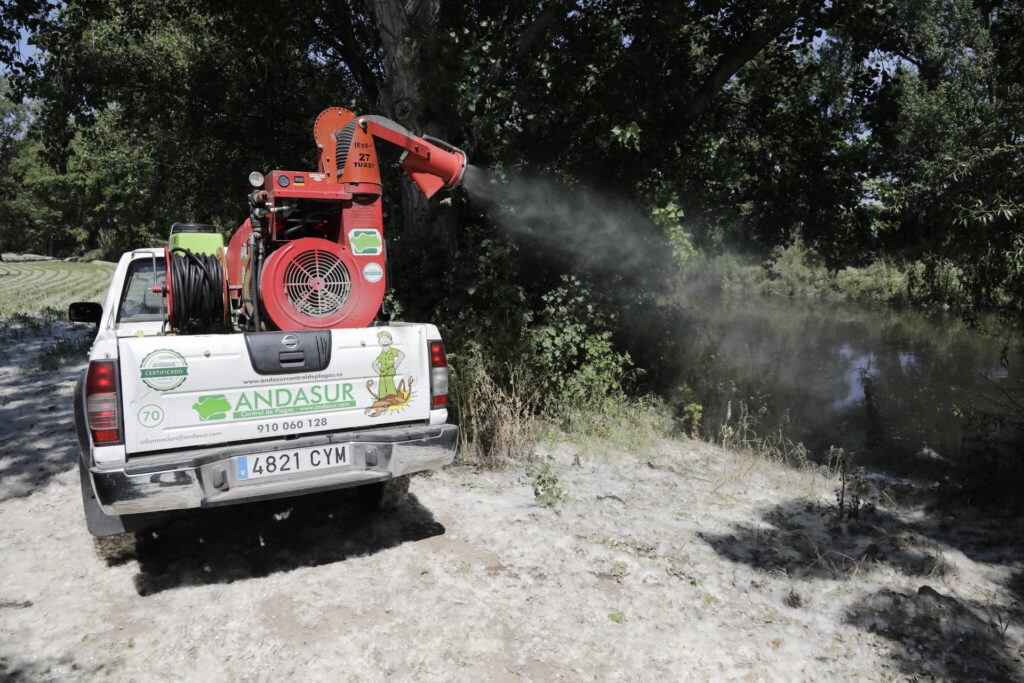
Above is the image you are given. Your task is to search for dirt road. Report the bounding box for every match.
[2,327,1023,680]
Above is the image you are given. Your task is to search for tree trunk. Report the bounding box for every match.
[679,10,801,123]
[366,0,457,252]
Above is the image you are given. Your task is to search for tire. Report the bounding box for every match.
[357,475,410,512]
[93,532,137,564]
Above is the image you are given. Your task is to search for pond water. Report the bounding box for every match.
[630,294,1022,469]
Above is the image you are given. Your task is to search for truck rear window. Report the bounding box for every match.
[117,258,167,323]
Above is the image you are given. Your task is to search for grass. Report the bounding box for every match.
[448,343,542,467]
[0,256,111,372]
[555,395,676,461]
[0,256,115,316]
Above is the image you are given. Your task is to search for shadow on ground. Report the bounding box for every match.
[702,497,1024,681]
[700,500,962,581]
[846,585,1018,681]
[130,488,445,596]
[0,323,90,501]
[0,651,90,682]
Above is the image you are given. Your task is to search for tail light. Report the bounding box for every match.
[86,360,122,444]
[428,340,448,408]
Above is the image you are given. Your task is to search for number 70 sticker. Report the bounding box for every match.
[138,404,165,427]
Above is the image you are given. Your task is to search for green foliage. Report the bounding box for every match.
[651,201,697,266]
[446,269,657,461]
[669,384,705,437]
[0,0,1020,323]
[833,261,908,305]
[528,275,632,418]
[429,233,532,366]
[681,245,974,310]
[527,457,565,506]
[610,122,641,152]
[681,253,766,297]
[2,2,357,257]
[906,258,970,309]
[763,241,831,298]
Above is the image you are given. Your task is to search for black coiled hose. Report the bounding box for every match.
[168,248,225,332]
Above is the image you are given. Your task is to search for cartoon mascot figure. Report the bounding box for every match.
[366,330,414,417]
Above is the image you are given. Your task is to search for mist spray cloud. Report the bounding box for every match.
[462,165,673,282]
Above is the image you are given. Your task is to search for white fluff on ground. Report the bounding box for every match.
[0,327,1022,681]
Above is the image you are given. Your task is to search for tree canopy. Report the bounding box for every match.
[0,0,1021,316]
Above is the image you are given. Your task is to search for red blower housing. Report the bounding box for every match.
[206,107,467,333]
[259,237,383,329]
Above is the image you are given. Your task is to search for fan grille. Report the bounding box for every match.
[282,248,351,318]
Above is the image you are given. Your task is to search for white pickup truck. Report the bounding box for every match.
[70,249,456,549]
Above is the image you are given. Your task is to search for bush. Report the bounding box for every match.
[762,240,830,298]
[79,248,107,262]
[715,254,766,295]
[447,274,659,465]
[668,383,704,437]
[678,252,764,297]
[906,258,970,309]
[834,260,908,304]
[0,312,46,338]
[528,275,632,419]
[679,246,969,312]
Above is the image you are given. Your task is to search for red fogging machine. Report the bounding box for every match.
[159,107,467,333]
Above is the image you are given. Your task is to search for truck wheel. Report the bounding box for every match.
[93,533,137,564]
[78,456,156,562]
[358,475,410,511]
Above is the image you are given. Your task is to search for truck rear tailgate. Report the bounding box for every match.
[118,325,434,454]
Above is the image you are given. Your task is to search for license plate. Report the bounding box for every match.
[236,444,348,481]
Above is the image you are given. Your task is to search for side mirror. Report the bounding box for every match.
[68,302,102,328]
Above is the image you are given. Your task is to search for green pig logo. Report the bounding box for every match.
[192,394,231,421]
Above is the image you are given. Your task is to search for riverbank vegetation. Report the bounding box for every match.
[679,242,975,311]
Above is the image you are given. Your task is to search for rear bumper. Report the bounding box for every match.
[89,423,457,515]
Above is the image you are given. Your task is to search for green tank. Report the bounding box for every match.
[168,223,224,256]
